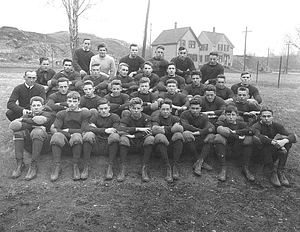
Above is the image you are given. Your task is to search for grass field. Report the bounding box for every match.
[0,69,300,231]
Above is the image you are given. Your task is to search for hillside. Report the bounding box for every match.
[0,26,130,64]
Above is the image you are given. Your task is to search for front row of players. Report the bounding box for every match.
[9,93,297,187]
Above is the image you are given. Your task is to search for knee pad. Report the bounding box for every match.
[152,125,165,135]
[50,132,66,147]
[217,126,231,137]
[214,134,227,146]
[69,133,83,146]
[171,124,184,133]
[120,136,130,147]
[143,135,155,146]
[183,131,195,142]
[204,134,216,143]
[30,127,47,141]
[171,132,183,142]
[154,134,169,146]
[9,120,22,132]
[108,133,120,145]
[82,131,96,144]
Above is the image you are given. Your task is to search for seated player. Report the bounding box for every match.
[157,62,186,93]
[104,80,130,116]
[231,71,262,104]
[181,97,215,176]
[251,107,297,187]
[215,74,234,104]
[80,80,102,110]
[47,77,70,112]
[50,91,91,182]
[182,70,205,100]
[109,63,136,94]
[9,96,55,180]
[130,77,158,115]
[118,97,154,182]
[80,63,109,97]
[82,98,120,180]
[148,45,169,77]
[214,105,255,182]
[6,70,46,121]
[152,99,184,183]
[157,79,188,116]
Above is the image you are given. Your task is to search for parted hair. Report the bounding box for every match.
[204,84,216,93]
[237,87,249,94]
[166,79,178,86]
[67,91,81,100]
[57,77,69,85]
[30,96,44,105]
[129,97,143,107]
[191,70,202,77]
[225,105,238,114]
[189,97,202,106]
[159,98,172,108]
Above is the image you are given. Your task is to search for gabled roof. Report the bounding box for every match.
[199,31,235,48]
[152,27,201,46]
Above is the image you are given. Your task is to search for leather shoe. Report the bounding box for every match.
[80,163,89,180]
[193,159,203,176]
[12,158,25,179]
[202,162,212,171]
[142,165,150,182]
[50,162,61,182]
[217,165,227,182]
[172,163,179,180]
[278,170,290,187]
[165,164,173,183]
[117,164,126,182]
[73,164,81,181]
[270,170,281,187]
[106,165,113,180]
[25,161,38,181]
[242,166,255,181]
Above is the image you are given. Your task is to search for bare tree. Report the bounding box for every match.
[286,26,300,51]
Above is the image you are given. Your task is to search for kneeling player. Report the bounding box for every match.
[152,99,184,182]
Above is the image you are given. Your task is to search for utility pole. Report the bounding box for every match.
[243,27,252,71]
[142,0,151,58]
[266,47,270,67]
[286,41,290,74]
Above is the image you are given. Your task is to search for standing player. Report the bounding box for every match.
[200,52,224,85]
[148,45,169,77]
[73,38,94,77]
[36,57,56,96]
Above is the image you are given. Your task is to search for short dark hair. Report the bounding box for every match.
[83,80,94,87]
[30,96,44,105]
[167,62,176,68]
[63,58,72,65]
[166,79,178,86]
[97,98,110,107]
[144,61,153,68]
[130,43,138,49]
[204,84,216,93]
[217,74,226,80]
[241,71,251,77]
[129,97,143,107]
[159,98,172,108]
[57,77,69,85]
[260,106,273,115]
[237,87,249,94]
[110,79,122,87]
[178,46,186,51]
[139,77,150,85]
[225,105,238,114]
[82,38,91,43]
[189,97,202,106]
[209,52,218,57]
[91,63,101,68]
[119,62,130,69]
[191,70,202,77]
[39,57,49,65]
[67,91,80,100]
[97,42,107,51]
[156,45,165,50]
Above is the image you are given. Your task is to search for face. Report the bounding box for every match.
[119,65,129,77]
[240,74,251,85]
[166,83,177,94]
[98,47,107,58]
[67,97,80,111]
[192,75,201,86]
[139,82,150,94]
[205,91,216,102]
[83,39,91,51]
[167,65,176,76]
[225,111,238,124]
[143,64,153,76]
[98,103,110,117]
[91,65,101,76]
[216,78,226,89]
[63,61,72,73]
[83,84,95,97]
[40,60,49,71]
[30,100,44,115]
[24,71,37,86]
[129,46,138,58]
[155,48,164,59]
[209,55,218,65]
[130,104,143,119]
[58,81,69,94]
[237,90,249,102]
[190,104,201,117]
[111,84,122,96]
[178,49,187,60]
[260,111,273,125]
[160,103,172,118]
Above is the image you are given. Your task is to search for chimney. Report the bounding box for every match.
[175,22,177,29]
[213,27,215,33]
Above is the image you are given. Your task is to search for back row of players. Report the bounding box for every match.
[6,40,297,188]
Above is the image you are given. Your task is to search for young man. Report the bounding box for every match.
[231,71,262,104]
[119,43,145,76]
[80,80,102,110]
[200,52,224,85]
[152,99,184,182]
[148,45,169,77]
[157,62,186,93]
[104,80,130,116]
[9,96,55,180]
[35,57,56,96]
[50,91,91,182]
[82,98,120,180]
[181,97,215,176]
[130,77,158,115]
[251,107,297,187]
[215,74,234,104]
[47,77,70,112]
[118,97,154,182]
[89,42,116,78]
[182,70,205,99]
[6,70,46,121]
[73,38,94,77]
[214,105,255,182]
[50,59,81,92]
[171,46,196,84]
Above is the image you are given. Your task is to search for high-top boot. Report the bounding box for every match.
[172,163,179,180]
[202,162,212,171]
[12,158,25,179]
[193,158,203,176]
[142,165,150,182]
[80,163,89,180]
[25,160,38,181]
[277,170,289,187]
[270,170,281,187]
[106,164,113,180]
[117,164,126,182]
[73,164,81,181]
[242,166,255,181]
[50,162,61,182]
[165,164,173,183]
[217,165,227,182]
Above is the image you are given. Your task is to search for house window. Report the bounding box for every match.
[200,44,208,51]
[180,40,186,47]
[199,55,203,62]
[188,54,197,62]
[188,40,196,48]
[205,55,209,62]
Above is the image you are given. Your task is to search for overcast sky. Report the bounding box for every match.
[0,0,299,56]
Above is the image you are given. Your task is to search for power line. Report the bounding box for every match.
[242,26,252,71]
